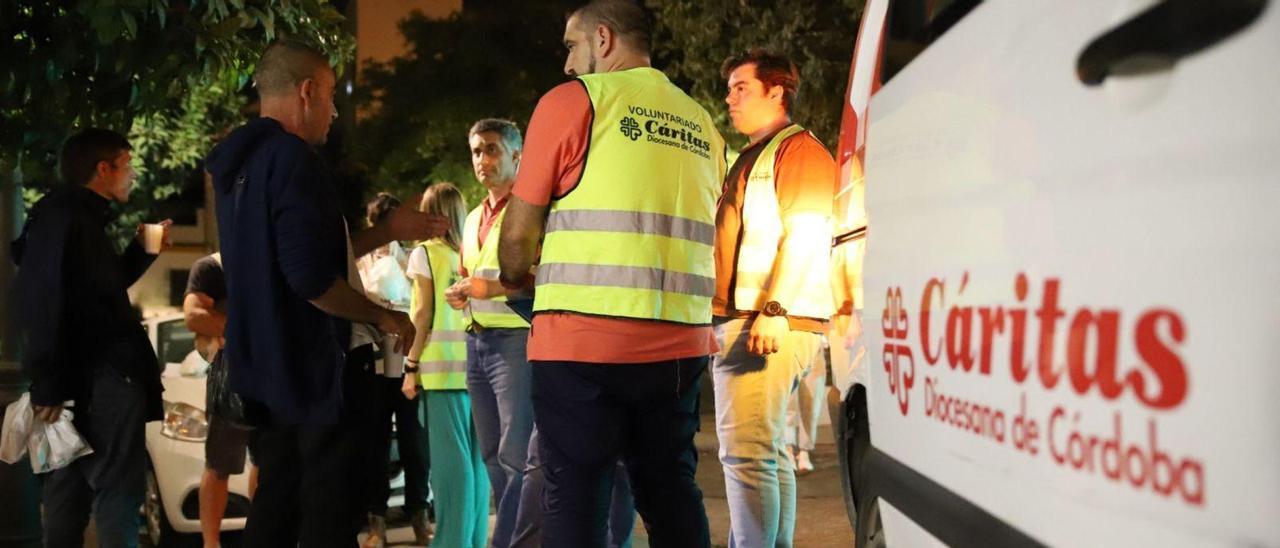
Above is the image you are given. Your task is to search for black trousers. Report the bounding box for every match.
[241,348,373,548]
[362,374,430,515]
[532,356,711,548]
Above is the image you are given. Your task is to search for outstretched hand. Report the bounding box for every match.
[385,204,451,242]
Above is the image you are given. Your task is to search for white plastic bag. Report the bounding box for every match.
[362,253,412,311]
[30,407,93,474]
[0,394,93,473]
[0,393,33,464]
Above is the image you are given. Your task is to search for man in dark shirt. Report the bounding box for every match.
[205,40,447,546]
[182,253,258,548]
[12,128,171,548]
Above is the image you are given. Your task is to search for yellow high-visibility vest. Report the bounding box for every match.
[413,240,468,390]
[461,206,529,329]
[534,67,726,324]
[734,124,835,319]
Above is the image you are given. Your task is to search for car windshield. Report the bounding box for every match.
[157,319,196,365]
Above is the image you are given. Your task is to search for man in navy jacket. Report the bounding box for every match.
[206,40,447,547]
[13,128,170,548]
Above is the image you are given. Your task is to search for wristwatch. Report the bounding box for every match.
[403,360,420,374]
[762,301,788,317]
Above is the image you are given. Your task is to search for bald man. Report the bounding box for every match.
[206,40,447,547]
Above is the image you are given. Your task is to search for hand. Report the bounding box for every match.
[401,372,419,400]
[32,404,63,423]
[385,204,451,241]
[376,310,416,355]
[840,311,863,350]
[445,278,472,310]
[195,335,224,362]
[136,219,174,252]
[748,315,790,356]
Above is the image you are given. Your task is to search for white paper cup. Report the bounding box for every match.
[143,223,165,254]
[382,334,405,378]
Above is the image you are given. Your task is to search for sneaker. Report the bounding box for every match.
[795,450,815,475]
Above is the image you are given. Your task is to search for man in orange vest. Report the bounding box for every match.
[712,49,837,547]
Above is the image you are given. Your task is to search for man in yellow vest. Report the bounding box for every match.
[712,49,837,547]
[496,1,726,545]
[443,118,538,548]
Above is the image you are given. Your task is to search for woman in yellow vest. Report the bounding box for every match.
[401,183,489,548]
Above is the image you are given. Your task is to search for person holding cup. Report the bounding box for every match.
[354,192,433,547]
[11,128,173,547]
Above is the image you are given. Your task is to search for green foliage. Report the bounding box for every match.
[349,1,579,208]
[0,0,354,237]
[648,0,865,150]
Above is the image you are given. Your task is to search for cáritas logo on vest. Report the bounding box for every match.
[621,105,713,159]
[620,117,643,141]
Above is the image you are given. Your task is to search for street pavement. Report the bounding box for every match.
[373,390,857,548]
[124,390,855,547]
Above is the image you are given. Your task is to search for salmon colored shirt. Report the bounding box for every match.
[512,81,718,364]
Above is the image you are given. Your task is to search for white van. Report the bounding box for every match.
[829,0,1280,546]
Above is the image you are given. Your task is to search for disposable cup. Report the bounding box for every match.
[143,224,165,254]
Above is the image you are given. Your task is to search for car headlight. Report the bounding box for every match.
[161,401,208,442]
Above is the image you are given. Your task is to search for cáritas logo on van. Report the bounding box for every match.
[880,272,1203,507]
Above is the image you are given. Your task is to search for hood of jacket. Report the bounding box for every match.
[206,117,293,193]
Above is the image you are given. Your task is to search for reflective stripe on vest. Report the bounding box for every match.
[412,240,468,390]
[534,67,726,324]
[733,124,835,319]
[461,207,529,329]
[545,209,715,246]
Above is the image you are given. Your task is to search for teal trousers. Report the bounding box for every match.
[425,390,491,548]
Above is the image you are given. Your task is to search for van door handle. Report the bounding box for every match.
[1076,0,1268,86]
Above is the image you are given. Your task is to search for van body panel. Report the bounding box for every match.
[836,0,1280,545]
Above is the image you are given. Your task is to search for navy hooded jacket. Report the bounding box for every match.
[206,117,349,425]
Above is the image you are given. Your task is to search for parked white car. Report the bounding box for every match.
[830,0,1279,546]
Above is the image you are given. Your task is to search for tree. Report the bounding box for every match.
[349,1,579,207]
[0,0,355,239]
[648,0,865,150]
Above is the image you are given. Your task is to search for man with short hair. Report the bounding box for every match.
[713,48,837,547]
[13,128,171,548]
[497,1,726,545]
[444,117,538,548]
[184,252,260,548]
[205,40,447,547]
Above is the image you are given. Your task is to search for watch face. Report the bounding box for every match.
[765,301,785,316]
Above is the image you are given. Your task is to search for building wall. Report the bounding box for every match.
[128,209,212,318]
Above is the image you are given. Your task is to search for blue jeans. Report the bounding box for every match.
[466,328,535,548]
[713,318,822,548]
[512,428,636,548]
[42,367,146,548]
[533,357,710,548]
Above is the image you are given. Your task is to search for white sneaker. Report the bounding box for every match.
[795,450,814,475]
